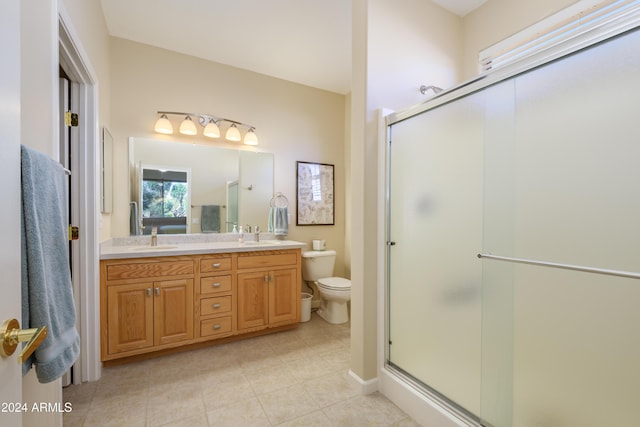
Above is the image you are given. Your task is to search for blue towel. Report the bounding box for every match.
[201,205,220,233]
[21,145,80,383]
[130,201,140,235]
[269,206,289,236]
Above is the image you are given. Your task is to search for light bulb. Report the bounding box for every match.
[179,116,197,135]
[154,114,173,134]
[203,120,220,138]
[226,123,241,141]
[243,128,259,145]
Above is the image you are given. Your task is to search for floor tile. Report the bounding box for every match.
[62,313,419,426]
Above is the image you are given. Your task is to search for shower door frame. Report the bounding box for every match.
[380,8,640,427]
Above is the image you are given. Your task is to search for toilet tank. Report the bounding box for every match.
[301,250,336,281]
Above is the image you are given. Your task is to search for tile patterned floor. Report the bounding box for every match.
[63,313,420,426]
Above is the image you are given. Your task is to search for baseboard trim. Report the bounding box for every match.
[348,369,379,395]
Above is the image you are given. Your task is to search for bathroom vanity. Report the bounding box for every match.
[99,238,304,363]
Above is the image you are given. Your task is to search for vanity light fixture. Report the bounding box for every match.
[203,119,221,138]
[225,123,241,141]
[153,111,259,145]
[154,114,173,134]
[243,128,259,146]
[179,115,198,135]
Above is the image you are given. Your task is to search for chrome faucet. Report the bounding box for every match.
[254,226,260,242]
[151,226,158,247]
[245,224,252,233]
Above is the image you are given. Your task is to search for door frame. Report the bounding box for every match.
[58,6,101,383]
[0,0,24,422]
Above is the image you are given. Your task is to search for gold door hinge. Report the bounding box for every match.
[64,111,79,127]
[68,225,79,241]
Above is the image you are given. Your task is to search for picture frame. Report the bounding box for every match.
[296,161,334,225]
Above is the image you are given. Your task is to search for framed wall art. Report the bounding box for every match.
[296,161,334,225]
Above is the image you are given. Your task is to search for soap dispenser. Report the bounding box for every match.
[238,226,244,243]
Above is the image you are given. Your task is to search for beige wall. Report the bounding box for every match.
[108,38,347,276]
[350,0,463,382]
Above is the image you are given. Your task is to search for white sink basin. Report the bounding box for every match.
[128,245,178,251]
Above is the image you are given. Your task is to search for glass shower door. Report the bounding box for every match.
[387,91,486,418]
[480,27,640,427]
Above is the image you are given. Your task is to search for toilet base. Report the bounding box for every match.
[317,299,349,324]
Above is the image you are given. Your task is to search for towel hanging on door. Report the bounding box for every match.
[20,145,80,383]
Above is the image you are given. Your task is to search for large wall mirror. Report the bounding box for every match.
[129,137,274,235]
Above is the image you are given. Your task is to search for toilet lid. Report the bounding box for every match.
[318,277,351,289]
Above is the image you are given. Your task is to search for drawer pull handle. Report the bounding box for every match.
[212,263,222,268]
[146,288,152,297]
[264,275,269,283]
[155,287,160,296]
[213,324,222,330]
[212,282,221,288]
[213,303,221,309]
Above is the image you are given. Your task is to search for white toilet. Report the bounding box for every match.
[301,250,351,324]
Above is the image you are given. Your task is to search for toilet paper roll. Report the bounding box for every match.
[312,239,326,251]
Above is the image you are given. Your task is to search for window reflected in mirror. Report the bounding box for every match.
[141,168,190,234]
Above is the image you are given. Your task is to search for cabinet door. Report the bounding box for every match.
[237,271,268,329]
[107,282,154,354]
[154,278,194,346]
[269,268,299,324]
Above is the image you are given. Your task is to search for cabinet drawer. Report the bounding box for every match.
[200,317,232,337]
[200,296,232,316]
[106,260,194,280]
[237,252,297,270]
[200,275,232,295]
[200,257,232,273]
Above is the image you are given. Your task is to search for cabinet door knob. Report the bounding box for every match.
[213,324,222,330]
[155,287,160,296]
[212,263,221,268]
[212,282,221,288]
[213,303,221,309]
[264,275,269,283]
[146,288,152,297]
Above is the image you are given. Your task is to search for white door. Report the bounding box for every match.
[0,0,24,424]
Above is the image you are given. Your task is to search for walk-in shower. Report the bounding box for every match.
[385,22,640,427]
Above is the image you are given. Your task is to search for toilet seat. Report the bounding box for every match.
[317,277,351,290]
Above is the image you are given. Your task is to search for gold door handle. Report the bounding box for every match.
[0,319,48,364]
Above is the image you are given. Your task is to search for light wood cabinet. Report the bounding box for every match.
[100,249,300,363]
[237,271,269,329]
[106,282,153,354]
[101,257,195,361]
[237,268,298,329]
[104,278,194,356]
[237,250,300,331]
[196,254,235,340]
[154,279,194,346]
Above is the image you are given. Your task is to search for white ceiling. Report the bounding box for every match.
[101,0,487,95]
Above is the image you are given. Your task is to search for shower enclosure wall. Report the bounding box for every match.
[385,24,640,427]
